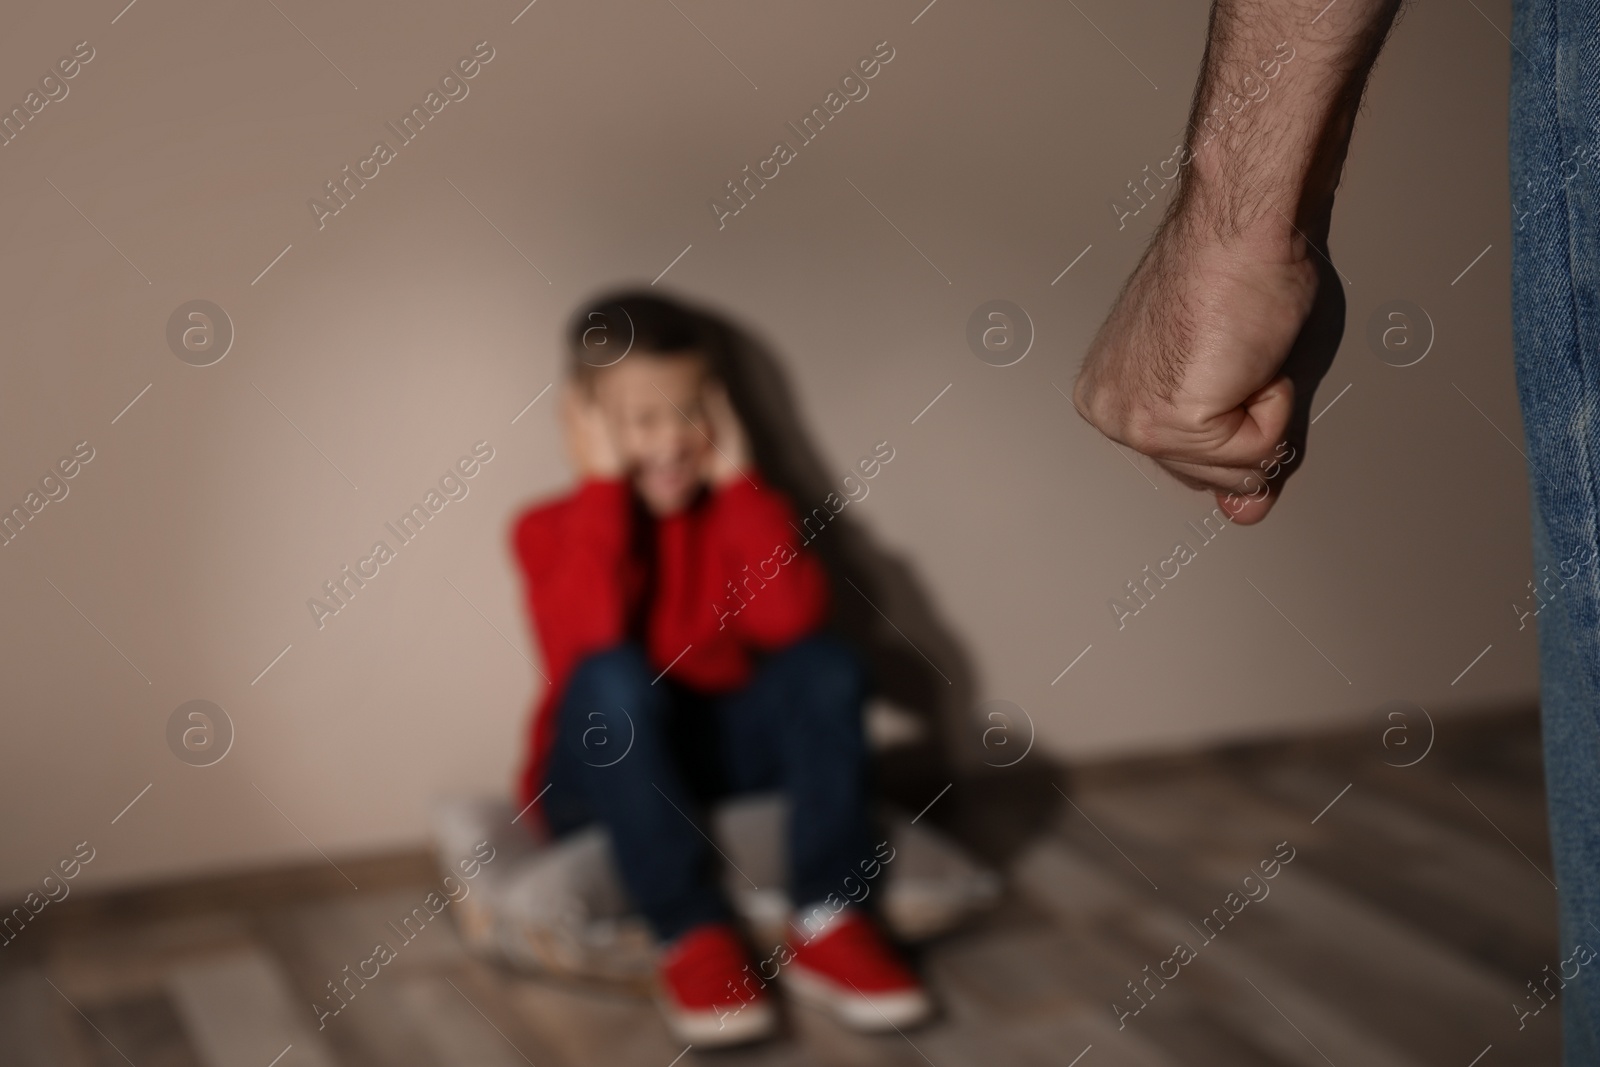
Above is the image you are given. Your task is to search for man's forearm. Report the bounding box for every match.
[1177,0,1404,246]
[1072,0,1405,521]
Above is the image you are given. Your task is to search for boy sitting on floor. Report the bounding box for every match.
[510,292,932,1045]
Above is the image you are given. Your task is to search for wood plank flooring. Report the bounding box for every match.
[1,707,1559,1066]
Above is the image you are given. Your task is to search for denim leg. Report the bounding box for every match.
[715,633,875,912]
[542,643,731,941]
[1532,511,1600,1061]
[1511,0,1600,1059]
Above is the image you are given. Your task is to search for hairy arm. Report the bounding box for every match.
[1074,0,1404,522]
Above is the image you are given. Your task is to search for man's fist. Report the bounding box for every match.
[1072,212,1342,524]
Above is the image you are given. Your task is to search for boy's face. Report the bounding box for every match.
[591,352,713,515]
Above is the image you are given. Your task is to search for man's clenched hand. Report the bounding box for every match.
[1073,214,1342,523]
[1072,0,1400,522]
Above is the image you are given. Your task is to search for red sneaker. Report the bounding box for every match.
[656,923,776,1046]
[785,909,933,1031]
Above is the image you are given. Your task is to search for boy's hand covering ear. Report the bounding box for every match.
[701,382,750,487]
[563,387,625,479]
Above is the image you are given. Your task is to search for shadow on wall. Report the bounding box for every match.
[689,295,1061,867]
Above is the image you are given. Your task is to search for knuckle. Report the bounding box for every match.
[1119,409,1165,455]
[1069,375,1101,427]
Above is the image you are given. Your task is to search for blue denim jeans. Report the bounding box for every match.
[540,634,874,942]
[1512,0,1600,1059]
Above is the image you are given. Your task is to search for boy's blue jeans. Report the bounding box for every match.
[540,634,875,942]
[1513,0,1600,1059]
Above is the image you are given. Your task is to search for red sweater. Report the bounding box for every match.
[511,474,831,812]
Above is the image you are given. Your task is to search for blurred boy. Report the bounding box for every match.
[510,293,931,1045]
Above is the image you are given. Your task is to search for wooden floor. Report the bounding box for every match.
[1,708,1561,1067]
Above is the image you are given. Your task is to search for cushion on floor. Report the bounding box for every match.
[429,793,1000,986]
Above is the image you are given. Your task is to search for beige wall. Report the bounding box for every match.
[0,0,1529,896]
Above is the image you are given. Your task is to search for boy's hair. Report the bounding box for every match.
[567,291,723,386]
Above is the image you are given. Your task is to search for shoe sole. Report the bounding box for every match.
[783,962,934,1032]
[657,994,778,1047]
